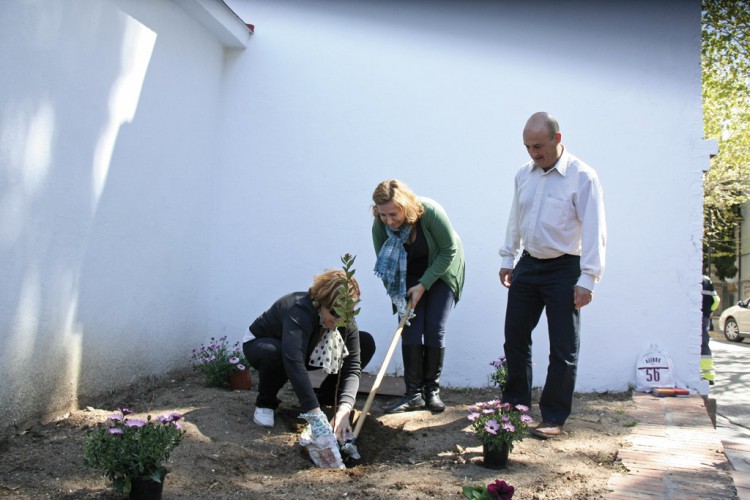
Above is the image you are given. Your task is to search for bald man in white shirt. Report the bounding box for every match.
[499,112,606,439]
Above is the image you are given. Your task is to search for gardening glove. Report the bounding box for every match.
[331,404,352,443]
[300,408,334,438]
[396,300,416,326]
[298,408,345,469]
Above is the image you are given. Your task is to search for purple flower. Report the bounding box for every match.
[107,427,124,435]
[124,418,147,429]
[229,356,240,364]
[120,408,133,415]
[467,412,480,422]
[487,479,515,499]
[502,422,516,433]
[237,364,246,371]
[482,409,495,415]
[485,420,500,435]
[107,413,123,422]
[169,412,183,421]
[521,414,534,424]
[514,404,529,413]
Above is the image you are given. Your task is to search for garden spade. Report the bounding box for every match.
[341,302,413,467]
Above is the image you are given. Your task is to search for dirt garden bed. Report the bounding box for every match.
[0,368,635,499]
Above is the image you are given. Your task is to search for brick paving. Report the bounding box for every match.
[605,393,738,499]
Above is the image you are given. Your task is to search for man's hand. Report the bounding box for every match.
[574,286,593,309]
[331,407,352,443]
[499,268,512,288]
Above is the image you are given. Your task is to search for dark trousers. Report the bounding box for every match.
[701,315,712,356]
[244,331,376,409]
[503,253,581,425]
[402,278,455,347]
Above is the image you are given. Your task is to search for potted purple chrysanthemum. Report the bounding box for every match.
[466,400,532,469]
[191,336,251,389]
[83,409,185,498]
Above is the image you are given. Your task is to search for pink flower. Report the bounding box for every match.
[487,479,515,499]
[485,420,500,435]
[124,419,147,429]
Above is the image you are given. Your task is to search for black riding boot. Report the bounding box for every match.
[384,344,425,413]
[423,346,446,412]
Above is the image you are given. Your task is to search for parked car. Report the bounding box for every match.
[718,299,750,342]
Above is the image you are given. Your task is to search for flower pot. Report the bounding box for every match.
[229,369,253,390]
[129,477,164,500]
[482,442,509,469]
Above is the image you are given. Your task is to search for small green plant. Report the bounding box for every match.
[331,253,361,328]
[83,409,185,495]
[462,479,515,499]
[191,336,249,388]
[466,400,532,452]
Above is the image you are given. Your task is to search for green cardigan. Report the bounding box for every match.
[372,198,465,303]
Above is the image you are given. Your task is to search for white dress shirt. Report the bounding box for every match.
[499,148,606,291]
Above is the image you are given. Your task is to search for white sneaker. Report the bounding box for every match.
[253,407,274,428]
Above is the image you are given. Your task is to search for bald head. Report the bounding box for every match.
[523,112,563,170]
[524,112,560,140]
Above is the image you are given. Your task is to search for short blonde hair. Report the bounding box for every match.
[371,179,425,225]
[309,269,360,310]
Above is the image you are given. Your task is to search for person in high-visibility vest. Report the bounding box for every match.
[701,275,720,384]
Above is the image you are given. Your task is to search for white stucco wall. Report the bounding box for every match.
[0,0,229,428]
[214,0,707,392]
[0,0,707,431]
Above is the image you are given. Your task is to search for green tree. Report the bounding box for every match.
[702,0,750,279]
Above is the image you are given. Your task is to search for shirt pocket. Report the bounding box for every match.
[540,197,572,228]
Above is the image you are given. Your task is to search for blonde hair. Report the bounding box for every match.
[309,269,360,310]
[371,179,425,225]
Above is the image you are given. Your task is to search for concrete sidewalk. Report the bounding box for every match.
[605,393,739,499]
[710,336,750,500]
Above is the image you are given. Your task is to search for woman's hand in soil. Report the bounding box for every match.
[331,407,352,443]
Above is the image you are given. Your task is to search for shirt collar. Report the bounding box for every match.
[534,145,568,176]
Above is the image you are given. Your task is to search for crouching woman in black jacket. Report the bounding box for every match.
[242,269,375,443]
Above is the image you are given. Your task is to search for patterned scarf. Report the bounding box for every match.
[309,329,349,374]
[374,224,412,316]
[309,316,349,374]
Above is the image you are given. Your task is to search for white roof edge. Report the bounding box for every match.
[174,0,252,49]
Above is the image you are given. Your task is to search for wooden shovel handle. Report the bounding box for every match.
[351,304,412,439]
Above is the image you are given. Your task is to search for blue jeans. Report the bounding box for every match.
[401,278,455,348]
[502,253,581,425]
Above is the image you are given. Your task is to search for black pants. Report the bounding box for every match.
[244,331,376,409]
[701,315,712,356]
[503,252,581,425]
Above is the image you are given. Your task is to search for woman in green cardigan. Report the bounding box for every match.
[371,179,465,413]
